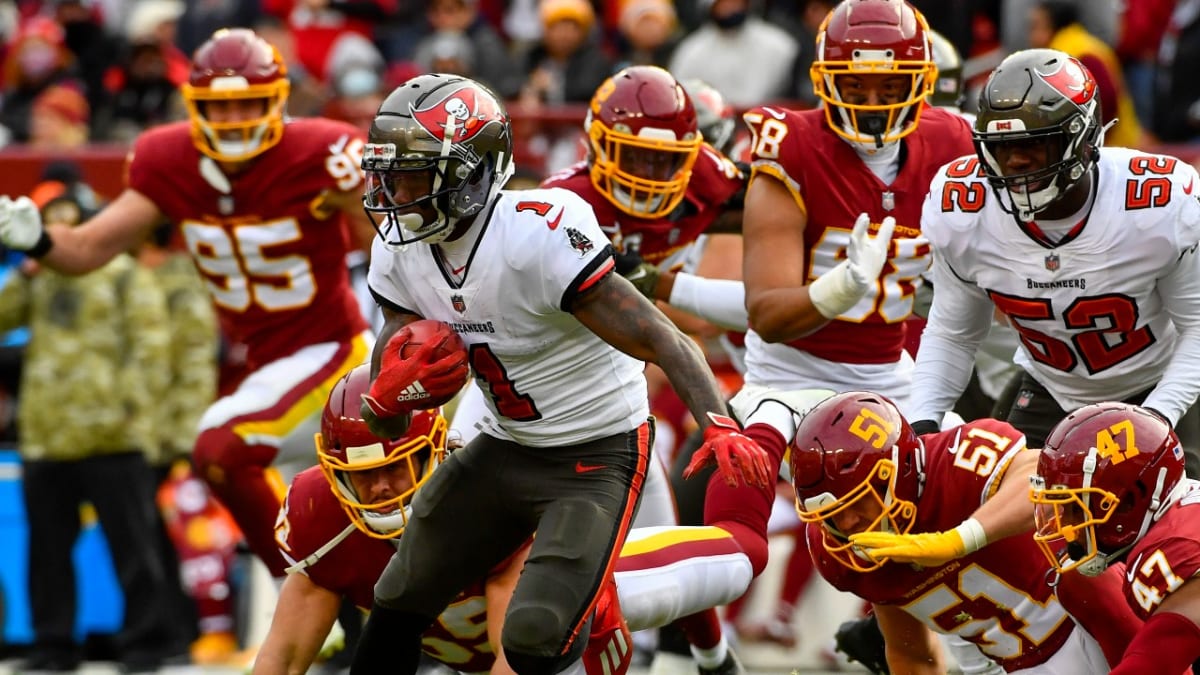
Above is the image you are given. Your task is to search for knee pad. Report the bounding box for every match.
[503,612,592,675]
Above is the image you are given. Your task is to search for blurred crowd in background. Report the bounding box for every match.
[0,0,1199,671]
[0,0,1198,155]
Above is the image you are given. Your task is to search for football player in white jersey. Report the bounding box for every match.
[908,48,1200,448]
[347,74,772,675]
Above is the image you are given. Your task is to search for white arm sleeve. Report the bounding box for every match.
[909,253,996,424]
[666,272,748,331]
[1144,248,1200,425]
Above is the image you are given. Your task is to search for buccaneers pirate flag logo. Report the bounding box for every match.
[411,85,508,145]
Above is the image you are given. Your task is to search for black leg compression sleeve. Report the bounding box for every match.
[350,603,436,675]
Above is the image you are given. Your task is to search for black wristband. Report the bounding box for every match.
[910,419,940,436]
[1143,406,1173,428]
[26,230,53,258]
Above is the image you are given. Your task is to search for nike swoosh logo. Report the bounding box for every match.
[575,461,605,474]
[1127,552,1144,582]
[763,107,786,120]
[1185,178,1195,195]
[625,268,648,281]
[548,209,564,230]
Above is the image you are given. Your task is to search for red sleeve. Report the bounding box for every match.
[1055,562,1142,668]
[1109,611,1200,674]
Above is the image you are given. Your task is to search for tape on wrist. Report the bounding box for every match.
[955,517,988,554]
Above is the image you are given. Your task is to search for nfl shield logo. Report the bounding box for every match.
[451,294,466,313]
[1015,389,1034,409]
[1044,253,1060,271]
[881,191,895,211]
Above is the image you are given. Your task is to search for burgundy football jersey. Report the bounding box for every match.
[276,468,630,675]
[808,419,1077,671]
[1122,480,1200,620]
[127,118,369,370]
[542,144,743,267]
[742,106,974,364]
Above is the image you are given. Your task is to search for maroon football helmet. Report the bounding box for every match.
[810,0,936,148]
[180,28,290,162]
[790,391,924,571]
[1031,403,1185,576]
[316,365,448,539]
[585,65,702,219]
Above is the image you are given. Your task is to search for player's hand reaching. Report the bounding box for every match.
[684,413,773,488]
[0,196,47,252]
[613,247,660,300]
[361,337,468,418]
[808,213,896,319]
[849,518,987,567]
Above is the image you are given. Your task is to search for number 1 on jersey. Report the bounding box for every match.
[469,344,542,421]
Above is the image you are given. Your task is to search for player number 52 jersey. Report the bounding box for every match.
[923,147,1200,410]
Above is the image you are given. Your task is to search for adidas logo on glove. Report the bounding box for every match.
[395,381,431,402]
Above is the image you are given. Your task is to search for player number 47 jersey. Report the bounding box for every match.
[1122,479,1200,619]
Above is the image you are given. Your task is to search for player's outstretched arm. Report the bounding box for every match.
[0,189,163,275]
[253,572,342,675]
[572,273,771,487]
[873,604,945,675]
[850,446,1038,567]
[741,173,824,342]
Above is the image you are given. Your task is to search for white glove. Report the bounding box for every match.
[0,196,45,252]
[808,212,896,319]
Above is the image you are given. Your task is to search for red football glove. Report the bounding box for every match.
[683,413,773,488]
[361,335,469,418]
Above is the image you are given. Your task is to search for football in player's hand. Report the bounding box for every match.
[397,319,466,360]
[382,319,470,409]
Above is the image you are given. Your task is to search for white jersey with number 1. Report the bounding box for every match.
[367,188,648,447]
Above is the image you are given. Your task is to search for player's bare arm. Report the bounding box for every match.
[571,272,728,429]
[42,189,164,275]
[969,447,1040,541]
[851,442,1039,567]
[742,173,825,342]
[320,187,378,254]
[252,572,342,675]
[873,604,945,675]
[484,544,532,675]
